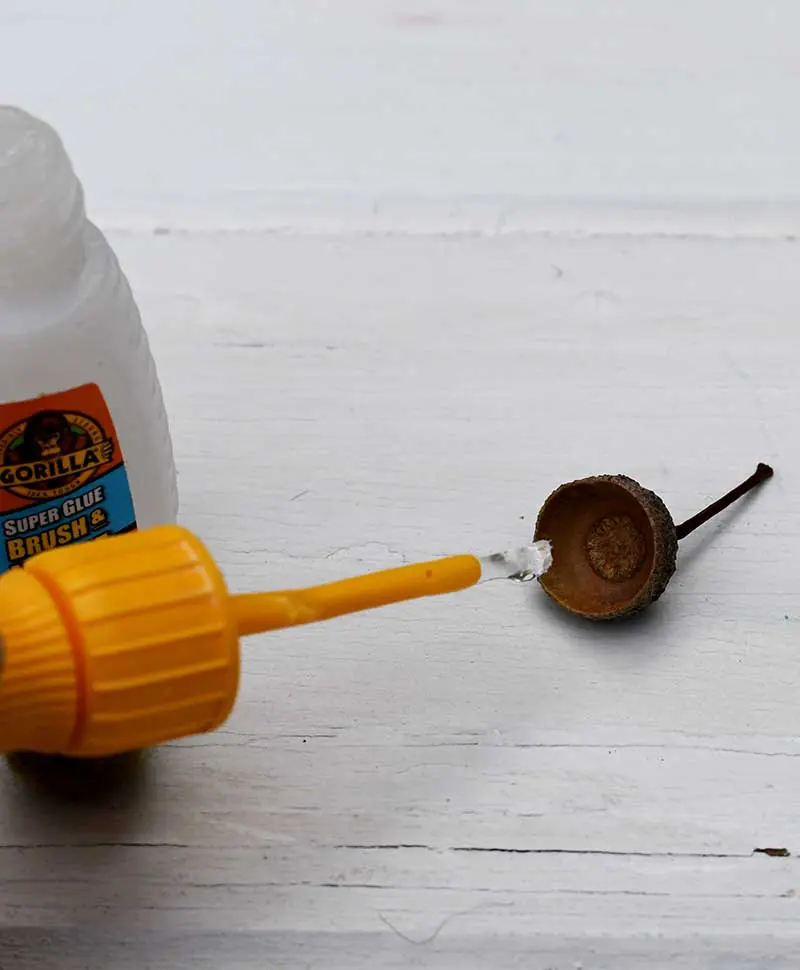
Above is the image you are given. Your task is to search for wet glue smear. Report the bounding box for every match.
[478,540,552,583]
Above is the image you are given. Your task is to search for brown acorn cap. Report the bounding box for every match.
[533,474,678,620]
[533,463,773,621]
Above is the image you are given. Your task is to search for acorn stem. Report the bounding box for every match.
[675,463,774,541]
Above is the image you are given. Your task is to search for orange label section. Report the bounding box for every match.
[0,383,136,571]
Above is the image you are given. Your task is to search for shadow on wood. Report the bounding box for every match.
[3,748,154,813]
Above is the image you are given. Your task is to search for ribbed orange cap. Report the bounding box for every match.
[0,525,239,757]
[0,567,77,752]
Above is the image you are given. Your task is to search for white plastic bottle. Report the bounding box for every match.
[0,106,177,574]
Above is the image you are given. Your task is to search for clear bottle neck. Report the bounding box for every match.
[0,107,88,300]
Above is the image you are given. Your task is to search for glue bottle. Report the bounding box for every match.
[0,106,177,575]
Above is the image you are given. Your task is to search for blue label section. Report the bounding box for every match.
[0,464,137,571]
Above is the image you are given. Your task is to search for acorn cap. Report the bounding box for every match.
[533,474,678,620]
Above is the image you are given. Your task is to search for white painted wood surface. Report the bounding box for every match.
[4,0,800,227]
[2,3,800,968]
[2,232,797,969]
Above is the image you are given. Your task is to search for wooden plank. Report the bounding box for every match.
[2,231,797,966]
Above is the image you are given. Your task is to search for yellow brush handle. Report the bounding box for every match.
[0,526,482,756]
[232,554,482,636]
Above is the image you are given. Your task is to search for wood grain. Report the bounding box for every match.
[3,1,800,226]
[2,231,796,967]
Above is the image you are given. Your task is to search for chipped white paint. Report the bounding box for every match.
[1,2,800,968]
[0,231,796,968]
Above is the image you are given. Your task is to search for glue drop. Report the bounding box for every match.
[0,106,177,575]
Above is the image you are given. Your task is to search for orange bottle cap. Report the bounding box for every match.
[0,525,239,757]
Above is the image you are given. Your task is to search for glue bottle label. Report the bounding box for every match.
[0,383,136,572]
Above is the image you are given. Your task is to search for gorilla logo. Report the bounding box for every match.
[0,408,112,501]
[15,411,89,462]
